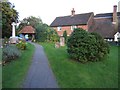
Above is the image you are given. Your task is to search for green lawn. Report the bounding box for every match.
[2,43,35,88]
[0,48,2,89]
[40,42,118,88]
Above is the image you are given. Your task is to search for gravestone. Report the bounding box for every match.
[55,42,60,48]
[60,37,65,46]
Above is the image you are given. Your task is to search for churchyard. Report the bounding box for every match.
[1,1,119,88]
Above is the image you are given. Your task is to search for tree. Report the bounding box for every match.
[18,16,59,42]
[46,27,59,42]
[17,16,43,31]
[35,23,59,42]
[35,23,47,42]
[1,1,19,38]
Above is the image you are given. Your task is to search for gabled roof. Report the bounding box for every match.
[19,26,35,34]
[50,12,93,27]
[94,12,120,18]
[89,18,117,38]
[89,12,120,38]
[118,17,120,32]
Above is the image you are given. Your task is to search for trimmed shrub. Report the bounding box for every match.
[63,30,68,44]
[2,45,21,63]
[67,28,110,63]
[91,32,110,59]
[16,40,27,50]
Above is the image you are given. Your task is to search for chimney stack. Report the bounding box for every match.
[113,5,117,23]
[71,8,75,16]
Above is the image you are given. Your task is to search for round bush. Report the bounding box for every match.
[91,32,110,60]
[3,45,21,63]
[67,28,110,63]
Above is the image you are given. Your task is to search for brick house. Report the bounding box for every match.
[50,6,120,41]
[50,8,94,36]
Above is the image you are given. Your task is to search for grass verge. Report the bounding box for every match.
[2,43,35,88]
[40,42,118,88]
[0,48,2,89]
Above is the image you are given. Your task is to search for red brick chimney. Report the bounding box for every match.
[113,5,117,23]
[71,8,75,16]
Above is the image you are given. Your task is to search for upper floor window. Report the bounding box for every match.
[71,25,77,31]
[57,26,62,31]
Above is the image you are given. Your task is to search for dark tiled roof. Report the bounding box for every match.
[118,17,120,32]
[89,18,116,38]
[91,12,120,38]
[94,12,120,18]
[50,12,93,27]
[19,26,36,34]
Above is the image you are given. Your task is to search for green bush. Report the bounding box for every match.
[63,30,68,44]
[91,32,110,59]
[35,23,59,42]
[2,45,21,63]
[16,40,27,50]
[46,28,59,42]
[67,28,110,63]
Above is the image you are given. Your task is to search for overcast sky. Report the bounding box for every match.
[9,0,119,25]
[118,0,120,12]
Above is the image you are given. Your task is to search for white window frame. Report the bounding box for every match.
[57,26,62,31]
[71,25,77,31]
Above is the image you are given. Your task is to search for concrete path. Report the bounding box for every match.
[22,42,59,88]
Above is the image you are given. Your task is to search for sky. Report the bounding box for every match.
[118,1,120,12]
[9,0,119,25]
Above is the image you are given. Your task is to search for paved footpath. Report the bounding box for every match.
[22,42,59,88]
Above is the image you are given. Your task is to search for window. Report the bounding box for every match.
[57,26,62,31]
[71,25,77,31]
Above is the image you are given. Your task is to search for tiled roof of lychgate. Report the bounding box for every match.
[19,26,36,34]
[50,12,93,27]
